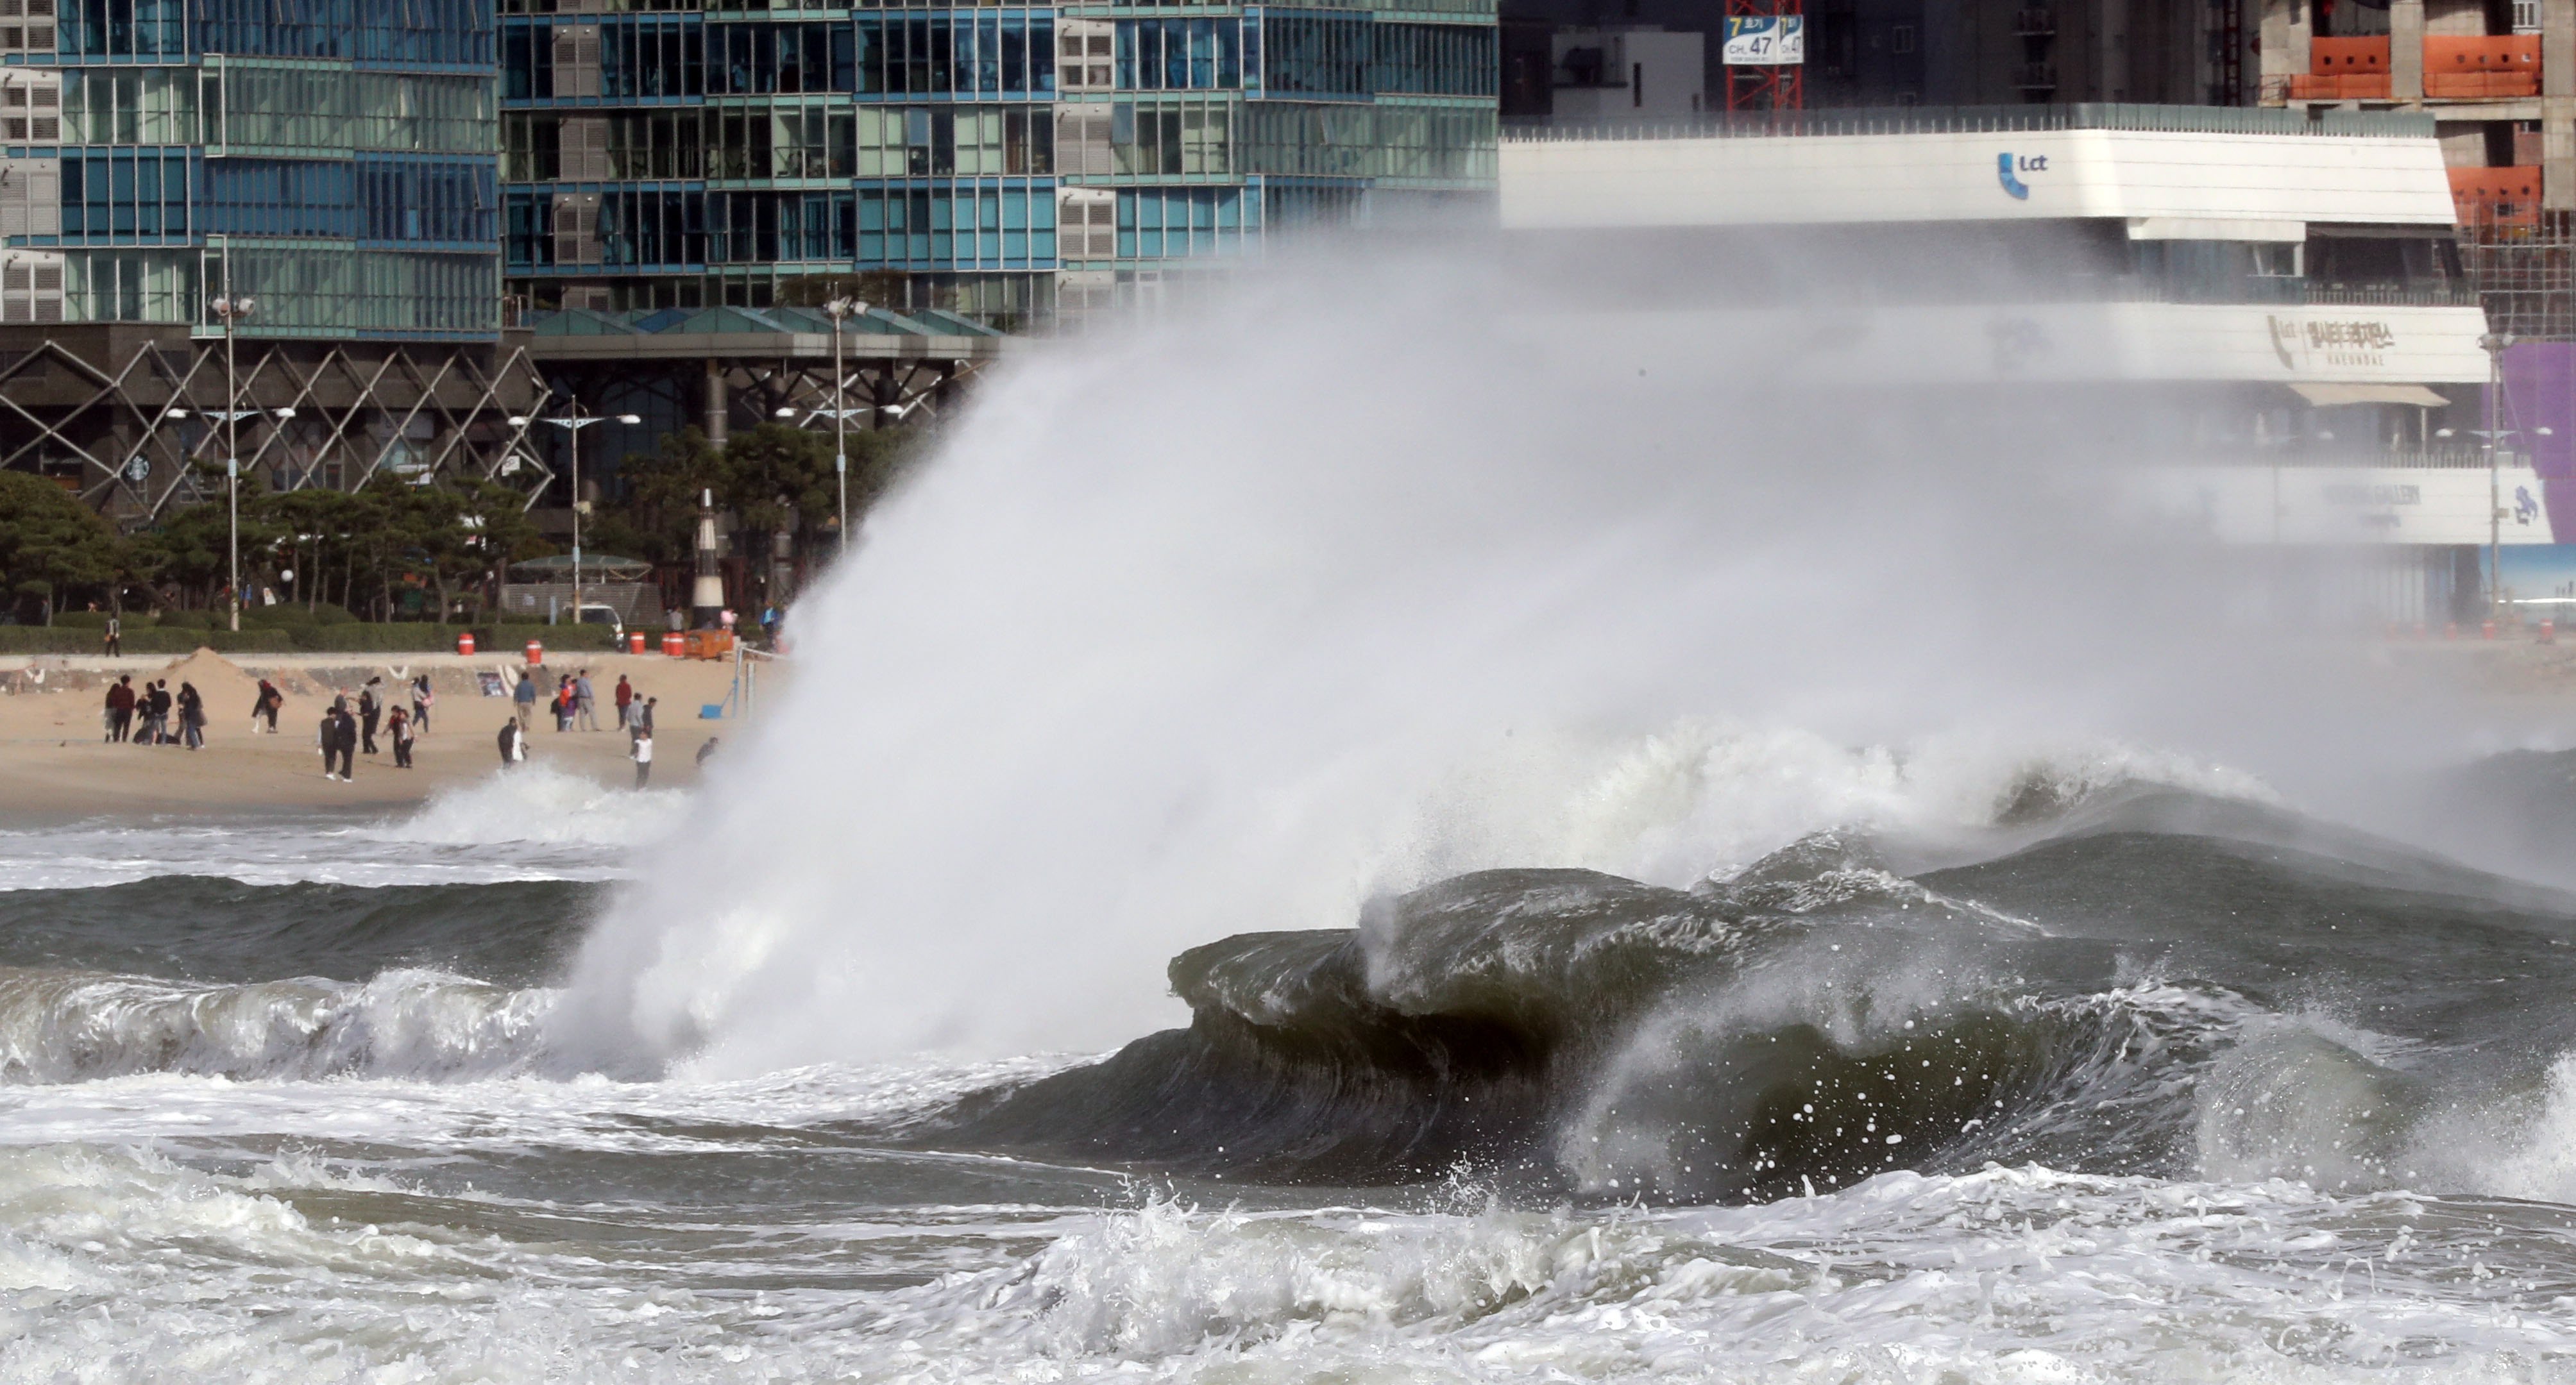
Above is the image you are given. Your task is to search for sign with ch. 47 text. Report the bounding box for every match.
[1723,15,1804,65]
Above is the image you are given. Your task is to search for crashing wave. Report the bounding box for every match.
[921,797,2576,1203]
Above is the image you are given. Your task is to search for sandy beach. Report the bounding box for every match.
[0,648,772,817]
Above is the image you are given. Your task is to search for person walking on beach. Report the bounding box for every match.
[638,696,656,734]
[630,725,653,788]
[553,675,574,732]
[103,675,133,743]
[101,612,120,657]
[575,669,598,731]
[513,668,538,728]
[359,678,384,755]
[411,674,434,735]
[176,681,205,750]
[496,718,524,768]
[321,699,357,780]
[387,705,414,769]
[613,674,633,729]
[252,678,282,734]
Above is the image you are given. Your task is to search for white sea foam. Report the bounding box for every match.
[387,764,690,850]
[12,1115,2576,1385]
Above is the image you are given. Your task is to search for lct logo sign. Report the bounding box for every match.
[1997,152,2047,199]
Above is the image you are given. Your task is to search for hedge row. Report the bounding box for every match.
[0,623,625,656]
[49,607,360,630]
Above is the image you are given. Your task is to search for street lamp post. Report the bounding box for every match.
[210,294,255,630]
[2487,333,2507,623]
[824,298,864,552]
[510,403,642,635]
[2437,332,2555,625]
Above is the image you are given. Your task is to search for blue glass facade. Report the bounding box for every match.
[501,0,1495,321]
[2,0,502,338]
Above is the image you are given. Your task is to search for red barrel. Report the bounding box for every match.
[525,639,545,666]
[661,631,685,657]
[456,632,476,656]
[2483,619,2498,640]
[628,631,647,654]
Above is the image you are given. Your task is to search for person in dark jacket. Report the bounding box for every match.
[359,678,382,755]
[141,680,172,744]
[318,697,355,780]
[387,705,414,768]
[103,676,135,743]
[176,681,205,750]
[252,678,282,734]
[496,718,524,767]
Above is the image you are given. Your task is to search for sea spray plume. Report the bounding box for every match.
[545,233,2484,1078]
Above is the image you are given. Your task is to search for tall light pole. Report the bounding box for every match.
[772,299,870,554]
[2487,333,2507,623]
[824,298,864,552]
[511,403,642,633]
[209,294,255,630]
[2437,332,2556,624]
[161,399,292,626]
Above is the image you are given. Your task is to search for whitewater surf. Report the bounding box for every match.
[13,760,2576,1379]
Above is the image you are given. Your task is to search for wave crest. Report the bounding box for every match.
[0,965,554,1084]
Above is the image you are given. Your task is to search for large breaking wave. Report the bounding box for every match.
[925,782,2576,1202]
[13,765,2576,1216]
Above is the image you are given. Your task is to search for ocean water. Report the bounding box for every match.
[14,751,2576,1382]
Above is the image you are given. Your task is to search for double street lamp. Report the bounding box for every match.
[165,289,291,632]
[165,293,269,631]
[769,297,868,552]
[508,402,641,631]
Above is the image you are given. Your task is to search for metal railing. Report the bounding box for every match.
[2199,447,2494,469]
[1501,102,2439,142]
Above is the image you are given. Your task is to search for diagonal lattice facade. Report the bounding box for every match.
[0,324,548,524]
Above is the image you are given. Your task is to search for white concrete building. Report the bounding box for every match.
[1502,105,2535,621]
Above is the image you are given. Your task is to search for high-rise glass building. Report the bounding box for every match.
[500,0,1499,324]
[0,0,502,339]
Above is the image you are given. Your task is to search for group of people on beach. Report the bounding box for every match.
[510,667,651,735]
[99,675,205,749]
[497,666,663,786]
[314,675,436,781]
[95,655,688,789]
